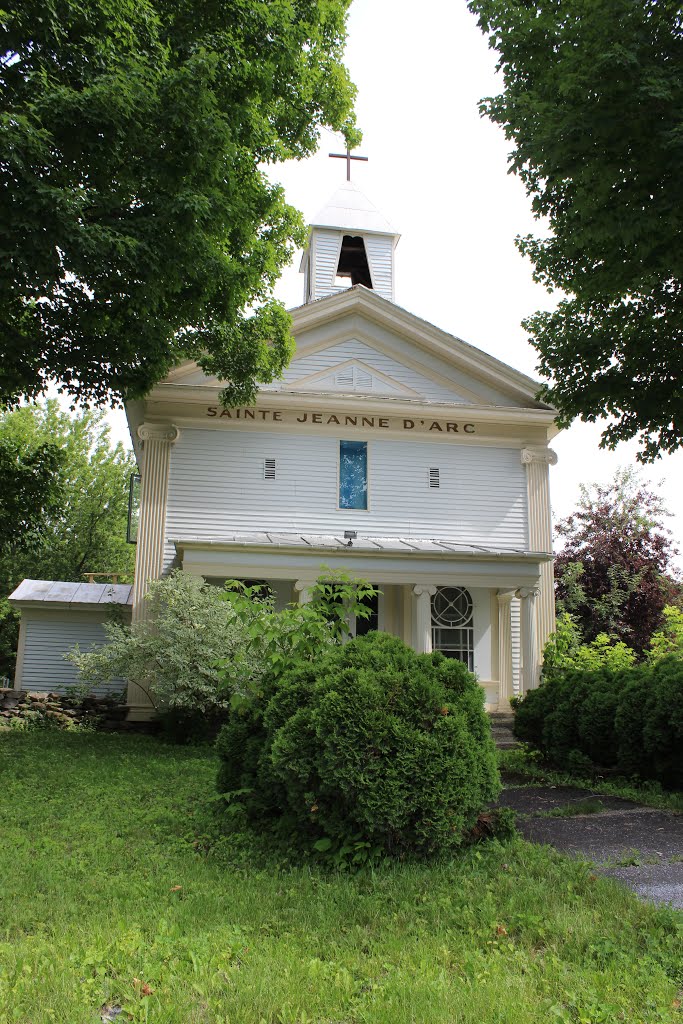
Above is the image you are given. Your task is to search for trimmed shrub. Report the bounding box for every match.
[615,657,683,787]
[216,632,500,857]
[514,656,683,787]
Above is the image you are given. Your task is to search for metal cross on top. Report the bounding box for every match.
[329,146,368,181]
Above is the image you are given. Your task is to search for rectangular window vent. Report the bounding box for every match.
[429,467,440,489]
[264,458,276,480]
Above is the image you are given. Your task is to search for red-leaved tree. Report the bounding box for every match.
[555,470,680,656]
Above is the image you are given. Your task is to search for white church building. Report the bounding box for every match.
[10,179,559,717]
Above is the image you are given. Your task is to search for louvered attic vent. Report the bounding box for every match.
[429,467,440,489]
[264,458,276,480]
[335,366,373,390]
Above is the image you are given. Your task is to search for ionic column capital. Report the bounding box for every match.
[497,589,516,606]
[137,422,180,444]
[412,584,437,598]
[516,586,540,601]
[521,446,558,466]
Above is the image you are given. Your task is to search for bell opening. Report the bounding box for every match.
[335,235,373,289]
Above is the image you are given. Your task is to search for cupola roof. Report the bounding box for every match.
[310,180,399,238]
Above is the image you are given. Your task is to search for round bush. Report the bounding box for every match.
[216,632,500,856]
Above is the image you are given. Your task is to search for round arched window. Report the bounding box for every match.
[431,587,474,670]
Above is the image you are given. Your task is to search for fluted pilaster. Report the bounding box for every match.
[128,423,179,713]
[497,590,515,704]
[521,446,558,657]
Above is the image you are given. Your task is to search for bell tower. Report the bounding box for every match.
[300,179,400,304]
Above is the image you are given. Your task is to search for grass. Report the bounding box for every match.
[0,733,681,1024]
[543,798,607,818]
[498,747,683,812]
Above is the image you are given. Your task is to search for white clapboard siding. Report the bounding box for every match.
[364,234,394,300]
[164,428,528,570]
[282,339,467,403]
[18,616,127,697]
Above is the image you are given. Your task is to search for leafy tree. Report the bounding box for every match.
[541,612,637,680]
[69,570,246,718]
[0,402,136,676]
[0,437,62,550]
[1,0,359,409]
[647,605,683,663]
[554,470,680,655]
[219,572,379,696]
[468,0,683,460]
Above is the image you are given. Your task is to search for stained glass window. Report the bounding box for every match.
[339,440,368,510]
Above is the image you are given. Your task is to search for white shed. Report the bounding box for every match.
[9,580,132,697]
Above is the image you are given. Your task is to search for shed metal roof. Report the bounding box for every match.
[9,579,133,607]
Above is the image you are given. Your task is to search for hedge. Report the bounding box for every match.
[514,655,683,787]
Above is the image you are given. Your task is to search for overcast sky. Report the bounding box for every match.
[111,0,683,558]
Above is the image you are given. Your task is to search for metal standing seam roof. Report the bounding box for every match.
[8,579,134,607]
[174,532,541,558]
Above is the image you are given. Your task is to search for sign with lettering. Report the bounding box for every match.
[205,407,476,433]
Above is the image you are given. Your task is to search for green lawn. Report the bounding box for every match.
[0,733,680,1024]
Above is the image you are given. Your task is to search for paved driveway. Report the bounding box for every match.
[499,785,683,910]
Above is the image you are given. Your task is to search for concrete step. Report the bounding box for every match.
[488,709,519,750]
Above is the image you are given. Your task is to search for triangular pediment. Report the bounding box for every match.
[287,358,420,398]
[267,340,476,403]
[276,288,552,410]
[155,286,555,415]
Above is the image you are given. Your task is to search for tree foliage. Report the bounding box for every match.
[469,0,683,460]
[554,470,679,655]
[218,573,379,695]
[71,571,380,741]
[69,570,246,717]
[1,0,359,408]
[0,402,136,676]
[541,612,637,680]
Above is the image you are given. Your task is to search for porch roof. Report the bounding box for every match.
[173,531,551,560]
[175,534,547,589]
